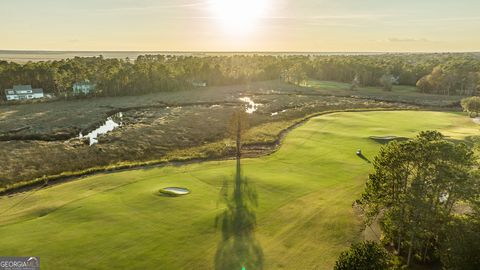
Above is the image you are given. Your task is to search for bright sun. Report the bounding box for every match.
[209,0,269,35]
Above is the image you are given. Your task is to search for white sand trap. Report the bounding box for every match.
[473,117,480,124]
[370,136,400,140]
[369,136,408,143]
[160,187,190,196]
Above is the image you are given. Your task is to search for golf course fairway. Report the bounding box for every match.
[0,111,477,270]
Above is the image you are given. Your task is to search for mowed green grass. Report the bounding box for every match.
[0,111,477,270]
[304,80,463,106]
[305,79,418,93]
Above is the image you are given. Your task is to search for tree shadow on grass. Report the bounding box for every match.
[214,159,264,270]
[357,153,372,163]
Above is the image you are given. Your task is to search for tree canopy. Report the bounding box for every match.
[334,241,392,270]
[359,131,479,267]
[461,96,480,117]
[1,53,479,100]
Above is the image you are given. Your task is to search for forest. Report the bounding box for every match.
[0,53,479,99]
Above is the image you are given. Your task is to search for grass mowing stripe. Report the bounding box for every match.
[0,111,476,270]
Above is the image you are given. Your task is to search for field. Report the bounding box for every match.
[0,79,465,190]
[0,80,412,189]
[304,80,463,106]
[0,111,477,270]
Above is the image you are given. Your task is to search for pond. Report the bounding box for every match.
[239,97,261,114]
[79,112,123,145]
[271,109,287,116]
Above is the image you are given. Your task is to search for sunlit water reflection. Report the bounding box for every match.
[79,112,123,145]
[239,97,261,114]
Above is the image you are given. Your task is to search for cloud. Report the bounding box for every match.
[86,0,209,14]
[406,16,480,23]
[387,37,431,43]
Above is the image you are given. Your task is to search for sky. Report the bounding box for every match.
[1,0,480,52]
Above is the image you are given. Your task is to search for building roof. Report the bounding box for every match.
[5,86,43,95]
[12,85,33,91]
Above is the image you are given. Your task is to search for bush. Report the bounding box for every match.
[461,96,480,117]
[380,74,397,92]
[334,241,392,270]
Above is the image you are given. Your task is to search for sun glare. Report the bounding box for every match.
[209,0,269,35]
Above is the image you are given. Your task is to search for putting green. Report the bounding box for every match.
[0,111,477,270]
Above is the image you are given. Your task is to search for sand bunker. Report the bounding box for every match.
[369,136,408,144]
[158,187,190,196]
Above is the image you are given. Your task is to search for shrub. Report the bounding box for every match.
[334,241,392,270]
[461,96,480,117]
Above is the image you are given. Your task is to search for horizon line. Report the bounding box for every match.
[1,49,479,54]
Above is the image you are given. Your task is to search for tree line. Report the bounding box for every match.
[1,53,479,99]
[0,55,281,98]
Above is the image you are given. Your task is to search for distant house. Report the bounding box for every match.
[192,80,207,87]
[73,81,96,95]
[5,85,44,101]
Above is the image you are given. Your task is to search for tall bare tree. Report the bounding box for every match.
[228,110,249,161]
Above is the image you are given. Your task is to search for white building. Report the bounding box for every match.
[73,81,96,95]
[5,85,44,101]
[192,80,207,87]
